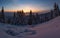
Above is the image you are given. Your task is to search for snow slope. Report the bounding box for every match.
[0,16,60,38]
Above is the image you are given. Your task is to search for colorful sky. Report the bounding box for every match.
[0,0,60,12]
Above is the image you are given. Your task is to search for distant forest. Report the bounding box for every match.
[0,3,60,26]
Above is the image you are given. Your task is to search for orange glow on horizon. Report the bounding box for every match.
[4,6,49,13]
[3,5,49,13]
[22,6,41,13]
[4,9,49,13]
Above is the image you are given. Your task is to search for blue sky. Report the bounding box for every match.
[0,0,60,12]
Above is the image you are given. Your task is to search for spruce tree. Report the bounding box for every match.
[13,12,16,25]
[50,10,53,19]
[1,6,5,23]
[28,10,33,25]
[36,13,40,24]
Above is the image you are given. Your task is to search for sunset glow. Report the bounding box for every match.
[22,6,40,12]
[5,6,42,13]
[23,6,31,12]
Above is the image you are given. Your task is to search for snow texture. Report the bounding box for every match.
[0,16,60,38]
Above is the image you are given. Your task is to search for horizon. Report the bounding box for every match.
[0,9,50,13]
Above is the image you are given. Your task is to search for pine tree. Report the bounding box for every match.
[20,10,25,25]
[1,6,5,23]
[13,12,16,25]
[35,13,40,24]
[28,10,33,25]
[50,10,53,19]
[13,12,16,18]
[54,2,60,17]
[16,11,21,25]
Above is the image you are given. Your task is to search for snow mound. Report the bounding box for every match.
[0,16,60,38]
[29,16,60,38]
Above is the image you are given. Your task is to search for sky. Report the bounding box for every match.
[0,0,60,12]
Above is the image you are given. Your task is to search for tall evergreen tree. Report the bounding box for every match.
[36,13,40,23]
[53,3,60,17]
[12,12,16,25]
[28,10,33,25]
[20,10,25,25]
[1,6,5,23]
[13,12,16,18]
[16,11,21,25]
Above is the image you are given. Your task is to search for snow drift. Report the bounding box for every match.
[0,16,60,38]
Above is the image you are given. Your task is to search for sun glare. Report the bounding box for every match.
[22,6,31,12]
[22,6,40,13]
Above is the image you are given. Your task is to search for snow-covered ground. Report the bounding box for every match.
[0,16,60,38]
